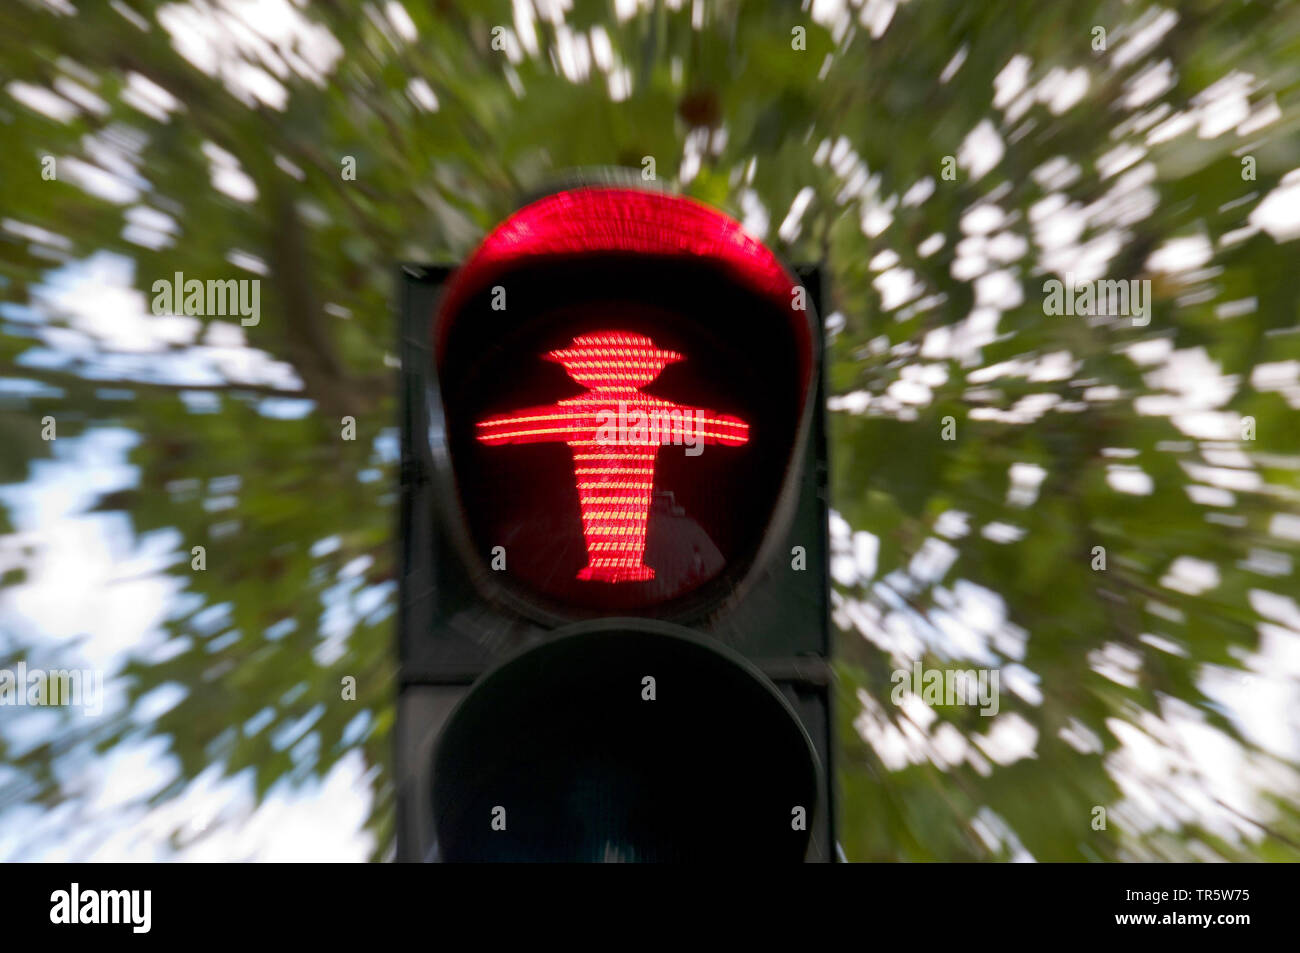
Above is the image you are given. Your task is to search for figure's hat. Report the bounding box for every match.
[545,331,683,388]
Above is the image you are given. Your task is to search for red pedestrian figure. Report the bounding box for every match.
[476,331,749,583]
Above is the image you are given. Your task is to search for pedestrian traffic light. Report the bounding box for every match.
[396,184,833,862]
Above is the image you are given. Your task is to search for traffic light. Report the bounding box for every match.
[396,185,833,862]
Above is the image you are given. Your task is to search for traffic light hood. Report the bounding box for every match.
[433,185,813,401]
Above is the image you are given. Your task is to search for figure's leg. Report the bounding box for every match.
[571,445,657,582]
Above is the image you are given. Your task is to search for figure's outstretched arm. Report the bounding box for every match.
[476,404,600,445]
[678,408,749,446]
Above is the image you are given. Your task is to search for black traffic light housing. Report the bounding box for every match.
[430,621,819,862]
[396,186,833,861]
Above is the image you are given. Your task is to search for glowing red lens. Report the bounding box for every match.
[476,331,749,582]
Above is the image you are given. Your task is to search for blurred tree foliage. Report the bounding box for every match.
[2,0,1300,860]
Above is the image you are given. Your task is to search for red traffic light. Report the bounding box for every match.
[396,186,834,862]
[435,186,814,618]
